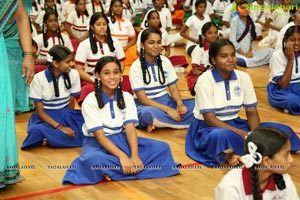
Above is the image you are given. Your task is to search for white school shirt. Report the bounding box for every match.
[136,28,170,53]
[75,37,125,74]
[30,4,43,23]
[215,167,299,200]
[34,33,74,59]
[108,17,136,47]
[131,0,147,15]
[212,0,230,17]
[82,91,139,137]
[184,14,211,50]
[274,22,295,51]
[193,68,258,121]
[269,49,300,84]
[66,10,90,39]
[191,43,209,68]
[30,68,81,109]
[270,9,290,30]
[184,0,213,16]
[35,10,66,27]
[86,2,107,15]
[129,56,178,99]
[122,2,136,21]
[62,1,75,17]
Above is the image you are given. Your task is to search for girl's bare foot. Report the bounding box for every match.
[146,125,156,133]
[16,175,25,183]
[42,139,48,146]
[104,174,111,181]
[225,153,242,167]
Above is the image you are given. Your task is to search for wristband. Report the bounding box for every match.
[55,124,63,129]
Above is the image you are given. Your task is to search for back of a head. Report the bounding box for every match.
[48,45,72,62]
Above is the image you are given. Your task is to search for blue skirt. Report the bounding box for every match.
[62,133,180,185]
[185,118,300,167]
[267,82,300,115]
[135,94,195,129]
[21,107,85,149]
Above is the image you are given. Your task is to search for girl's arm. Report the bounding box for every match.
[203,112,249,139]
[65,22,78,39]
[245,106,260,130]
[15,0,35,84]
[35,101,75,137]
[123,36,136,51]
[180,25,198,43]
[163,46,170,57]
[168,83,187,115]
[94,129,135,175]
[68,96,75,109]
[125,123,144,172]
[277,43,295,89]
[75,64,94,83]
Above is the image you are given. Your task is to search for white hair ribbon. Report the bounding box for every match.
[47,54,53,63]
[241,142,262,168]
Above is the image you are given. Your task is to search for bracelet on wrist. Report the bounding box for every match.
[55,124,63,129]
[23,52,35,56]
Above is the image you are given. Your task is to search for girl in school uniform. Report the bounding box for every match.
[108,0,137,66]
[267,25,300,115]
[21,45,85,149]
[187,22,218,94]
[34,10,74,73]
[35,0,66,33]
[75,12,125,105]
[185,39,300,167]
[137,10,188,68]
[121,0,136,22]
[129,28,195,133]
[230,0,273,68]
[30,0,43,24]
[86,0,107,15]
[62,56,179,185]
[65,0,90,51]
[275,4,300,51]
[62,0,76,18]
[180,0,210,56]
[216,127,299,200]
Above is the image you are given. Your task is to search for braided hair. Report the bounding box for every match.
[47,45,73,97]
[42,10,65,48]
[282,25,300,55]
[92,0,105,14]
[94,56,125,109]
[89,12,115,54]
[244,127,289,200]
[140,28,165,85]
[75,0,89,18]
[109,0,123,24]
[237,0,256,41]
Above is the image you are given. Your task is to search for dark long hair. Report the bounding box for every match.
[244,127,289,200]
[94,56,125,109]
[109,0,123,24]
[47,45,73,97]
[89,12,115,54]
[42,10,65,48]
[139,28,165,85]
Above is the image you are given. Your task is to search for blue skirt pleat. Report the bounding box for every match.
[62,133,180,185]
[135,94,195,129]
[185,118,300,167]
[267,82,300,115]
[21,107,85,149]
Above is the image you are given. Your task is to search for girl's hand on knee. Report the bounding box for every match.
[61,127,76,138]
[177,104,187,116]
[166,108,182,121]
[119,155,135,175]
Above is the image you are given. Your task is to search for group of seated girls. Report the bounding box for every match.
[22,31,300,199]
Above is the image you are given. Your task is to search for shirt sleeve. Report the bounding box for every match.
[82,94,103,135]
[269,50,286,82]
[62,34,74,52]
[241,72,258,107]
[162,56,178,86]
[282,174,300,200]
[215,186,241,200]
[129,60,145,92]
[75,40,89,65]
[70,69,81,96]
[113,38,126,61]
[191,45,204,67]
[123,92,139,126]
[29,74,43,101]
